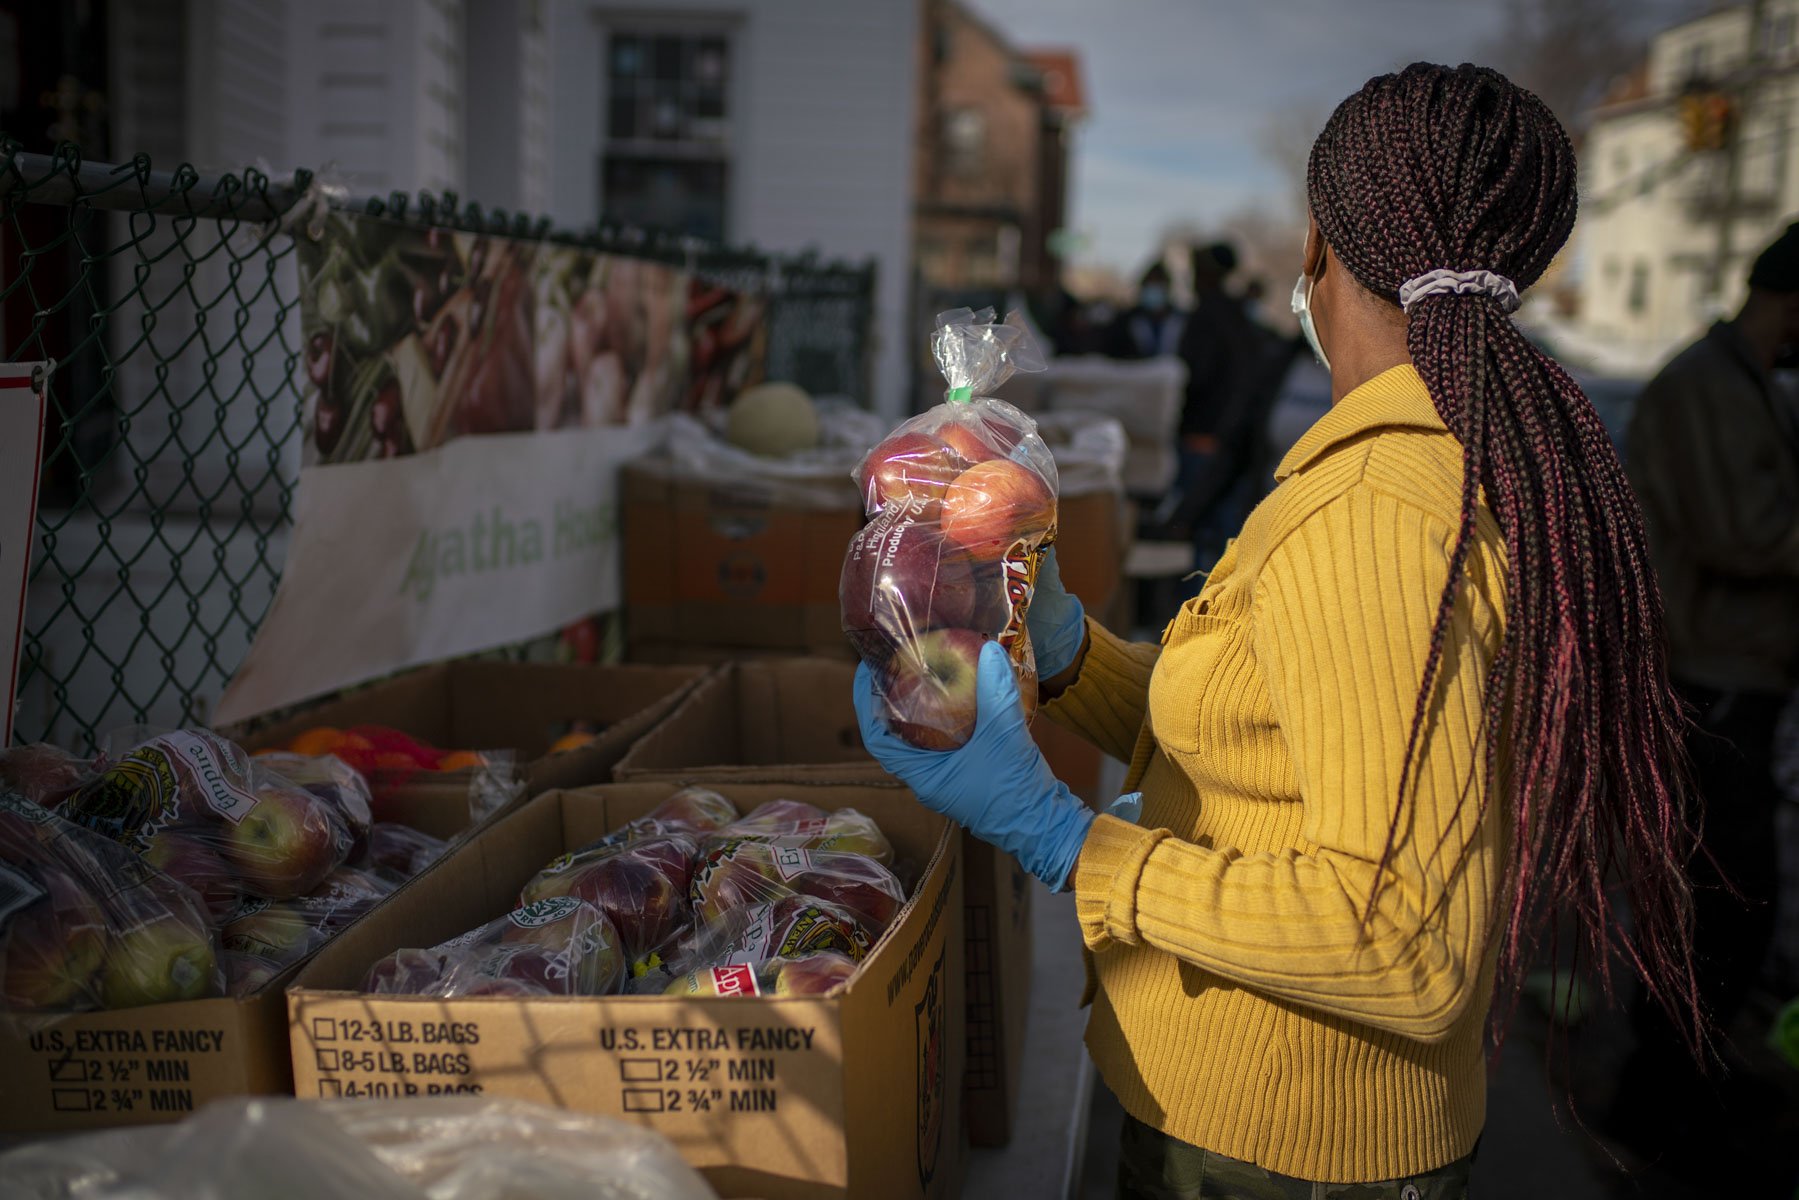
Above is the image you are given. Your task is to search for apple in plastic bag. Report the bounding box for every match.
[728,799,830,832]
[651,787,739,833]
[858,431,962,512]
[689,840,787,927]
[936,421,1005,466]
[223,784,351,900]
[940,458,1055,561]
[144,828,242,925]
[840,511,981,657]
[519,843,688,958]
[362,947,448,995]
[787,855,905,933]
[772,951,859,996]
[221,950,284,995]
[0,744,91,808]
[100,913,221,1007]
[883,627,986,750]
[296,864,397,935]
[363,821,447,880]
[495,898,625,995]
[723,802,894,864]
[1,864,107,1011]
[220,898,319,967]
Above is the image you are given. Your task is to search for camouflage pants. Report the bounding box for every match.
[1117,1113,1475,1200]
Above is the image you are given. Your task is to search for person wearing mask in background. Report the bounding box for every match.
[1163,248,1297,568]
[1611,222,1799,1182]
[855,63,1704,1199]
[1105,262,1184,360]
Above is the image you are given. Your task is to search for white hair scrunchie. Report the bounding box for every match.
[1398,268,1521,314]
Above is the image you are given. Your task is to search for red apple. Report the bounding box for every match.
[858,431,962,511]
[100,913,221,1007]
[254,752,374,860]
[143,828,241,925]
[220,898,319,967]
[841,509,980,648]
[940,459,1055,560]
[223,785,351,899]
[650,787,738,833]
[729,799,830,833]
[495,897,624,995]
[296,865,396,935]
[937,420,1004,466]
[521,847,687,957]
[1,864,107,1011]
[882,627,986,750]
[772,951,859,996]
[789,853,905,932]
[689,841,788,927]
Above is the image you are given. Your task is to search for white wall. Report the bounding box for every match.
[544,0,918,419]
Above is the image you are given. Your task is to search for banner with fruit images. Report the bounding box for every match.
[216,215,768,721]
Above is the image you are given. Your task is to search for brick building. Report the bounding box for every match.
[913,0,1084,296]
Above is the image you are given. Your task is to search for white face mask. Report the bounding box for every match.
[1291,270,1329,372]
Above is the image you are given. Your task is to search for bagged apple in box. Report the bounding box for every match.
[842,307,1054,750]
[0,790,223,1011]
[55,729,360,906]
[361,896,625,998]
[518,833,699,962]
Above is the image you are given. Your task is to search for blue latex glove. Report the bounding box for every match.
[1029,545,1086,681]
[854,641,1095,890]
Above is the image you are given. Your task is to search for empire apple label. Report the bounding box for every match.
[158,731,257,825]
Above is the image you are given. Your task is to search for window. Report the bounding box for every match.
[601,30,731,239]
[943,108,985,178]
[1628,261,1651,314]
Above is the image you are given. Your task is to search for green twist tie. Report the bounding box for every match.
[946,386,974,403]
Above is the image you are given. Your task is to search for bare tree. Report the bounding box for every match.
[1256,102,1331,219]
[1479,0,1652,131]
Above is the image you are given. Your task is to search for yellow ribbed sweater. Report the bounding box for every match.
[1051,364,1509,1183]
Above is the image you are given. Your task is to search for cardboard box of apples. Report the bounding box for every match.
[0,731,459,1132]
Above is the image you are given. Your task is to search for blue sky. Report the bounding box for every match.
[963,0,1685,272]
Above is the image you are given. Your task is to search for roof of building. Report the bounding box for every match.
[1022,49,1086,116]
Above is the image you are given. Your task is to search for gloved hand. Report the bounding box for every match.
[1028,545,1086,681]
[854,641,1095,890]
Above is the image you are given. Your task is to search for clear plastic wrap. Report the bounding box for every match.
[671,894,876,984]
[0,1095,719,1200]
[518,834,697,962]
[0,743,94,808]
[687,837,904,933]
[0,790,223,1011]
[576,786,739,856]
[56,729,360,903]
[662,949,859,999]
[717,798,894,863]
[219,865,399,994]
[362,896,624,998]
[364,821,450,880]
[842,308,1055,750]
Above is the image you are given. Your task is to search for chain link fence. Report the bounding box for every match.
[0,141,875,753]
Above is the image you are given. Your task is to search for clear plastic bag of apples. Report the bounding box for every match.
[841,308,1054,749]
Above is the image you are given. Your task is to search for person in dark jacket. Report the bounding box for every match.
[1104,262,1184,359]
[1611,220,1799,1183]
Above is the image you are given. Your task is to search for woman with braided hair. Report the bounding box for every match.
[853,61,1702,1197]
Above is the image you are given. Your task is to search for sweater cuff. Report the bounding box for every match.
[1072,814,1168,952]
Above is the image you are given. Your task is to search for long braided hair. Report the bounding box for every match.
[1306,63,1702,1044]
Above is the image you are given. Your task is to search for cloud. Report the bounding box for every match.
[966,0,1510,268]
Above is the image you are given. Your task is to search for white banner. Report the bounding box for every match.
[214,425,658,723]
[0,363,48,744]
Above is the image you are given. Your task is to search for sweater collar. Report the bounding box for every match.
[1274,363,1446,482]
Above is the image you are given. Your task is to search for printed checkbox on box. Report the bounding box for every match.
[316,1048,340,1072]
[311,1017,338,1042]
[317,1079,343,1099]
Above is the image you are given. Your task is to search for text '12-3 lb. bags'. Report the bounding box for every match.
[842,308,1055,749]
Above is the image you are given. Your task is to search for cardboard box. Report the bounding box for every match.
[611,659,1032,1147]
[289,783,965,1200]
[621,460,863,660]
[0,800,489,1135]
[235,661,708,797]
